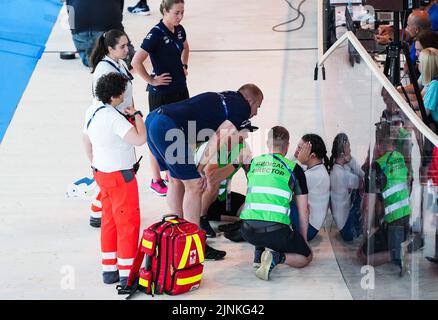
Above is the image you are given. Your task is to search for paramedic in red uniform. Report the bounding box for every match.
[82,72,146,287]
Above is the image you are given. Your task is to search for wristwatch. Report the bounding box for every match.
[133,110,143,118]
[183,64,188,70]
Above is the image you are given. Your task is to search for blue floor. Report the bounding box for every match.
[0,0,62,143]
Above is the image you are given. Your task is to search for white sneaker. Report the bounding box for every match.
[255,250,273,281]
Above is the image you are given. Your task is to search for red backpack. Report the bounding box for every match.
[118,215,205,298]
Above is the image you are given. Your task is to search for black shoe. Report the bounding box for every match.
[218,221,242,233]
[90,217,101,228]
[200,216,216,238]
[103,271,119,284]
[204,244,226,261]
[224,228,245,242]
[426,256,438,263]
[119,276,128,288]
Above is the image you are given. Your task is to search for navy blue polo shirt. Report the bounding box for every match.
[161,91,251,140]
[141,20,187,93]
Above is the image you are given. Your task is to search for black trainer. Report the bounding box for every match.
[204,244,226,261]
[127,1,151,15]
[90,217,101,228]
[200,216,216,238]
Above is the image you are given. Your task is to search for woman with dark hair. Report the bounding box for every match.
[90,29,134,113]
[82,72,146,287]
[85,29,136,228]
[416,30,438,58]
[329,133,364,241]
[131,0,189,196]
[291,133,330,241]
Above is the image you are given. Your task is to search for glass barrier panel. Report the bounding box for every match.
[319,34,438,299]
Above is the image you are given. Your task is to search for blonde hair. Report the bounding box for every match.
[160,0,184,15]
[419,47,438,84]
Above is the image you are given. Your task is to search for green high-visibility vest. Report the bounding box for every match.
[240,153,296,225]
[376,150,411,223]
[396,127,410,155]
[217,142,245,201]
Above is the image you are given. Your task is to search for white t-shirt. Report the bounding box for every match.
[304,163,330,230]
[83,103,136,173]
[330,157,364,230]
[92,56,133,112]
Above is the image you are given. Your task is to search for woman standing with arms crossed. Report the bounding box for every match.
[131,0,189,197]
[83,73,146,287]
[86,29,136,228]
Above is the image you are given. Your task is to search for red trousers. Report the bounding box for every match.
[429,147,438,186]
[93,169,140,278]
[90,191,102,218]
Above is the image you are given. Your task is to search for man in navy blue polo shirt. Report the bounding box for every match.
[145,84,263,259]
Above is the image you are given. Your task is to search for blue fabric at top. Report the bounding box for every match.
[429,4,438,32]
[0,0,62,143]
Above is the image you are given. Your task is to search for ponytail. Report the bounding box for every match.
[89,34,106,73]
[323,155,330,172]
[89,29,127,73]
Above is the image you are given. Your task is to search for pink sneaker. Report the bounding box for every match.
[163,172,169,186]
[149,179,167,196]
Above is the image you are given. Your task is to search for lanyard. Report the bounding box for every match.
[102,59,133,83]
[86,105,133,130]
[272,154,297,189]
[153,25,183,53]
[86,106,106,130]
[217,93,229,120]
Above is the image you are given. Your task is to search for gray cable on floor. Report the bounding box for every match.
[272,0,307,33]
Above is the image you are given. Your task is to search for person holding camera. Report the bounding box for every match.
[82,72,146,287]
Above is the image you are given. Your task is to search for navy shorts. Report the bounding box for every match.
[145,110,200,180]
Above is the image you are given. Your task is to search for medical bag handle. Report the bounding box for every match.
[162,214,180,222]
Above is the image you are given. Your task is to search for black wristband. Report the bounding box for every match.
[133,111,143,118]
